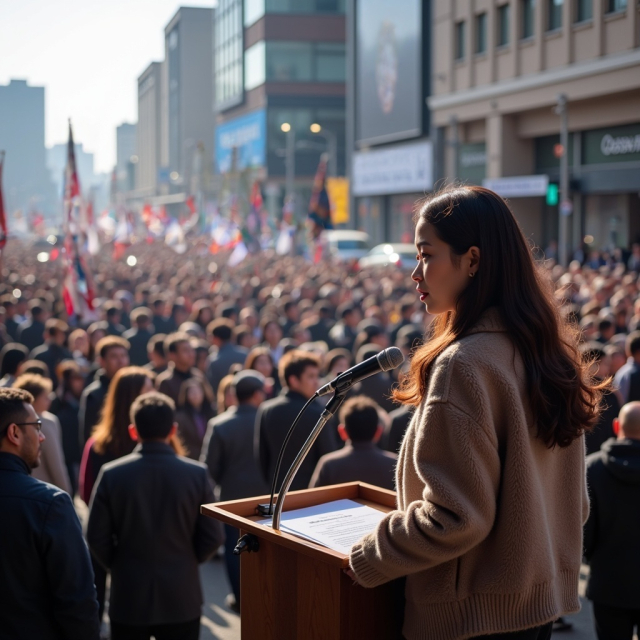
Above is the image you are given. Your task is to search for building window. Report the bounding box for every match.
[244,0,265,26]
[215,0,244,110]
[244,41,265,90]
[522,0,535,38]
[498,4,510,46]
[575,0,592,21]
[455,21,466,59]
[475,13,487,53]
[315,43,346,82]
[548,0,563,30]
[267,42,313,81]
[606,0,627,12]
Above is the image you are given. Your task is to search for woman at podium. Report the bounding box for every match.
[348,186,605,640]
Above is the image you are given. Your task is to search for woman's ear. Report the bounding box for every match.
[466,246,481,275]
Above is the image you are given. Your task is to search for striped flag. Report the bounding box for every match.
[62,121,95,323]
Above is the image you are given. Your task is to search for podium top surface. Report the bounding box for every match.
[201,482,396,568]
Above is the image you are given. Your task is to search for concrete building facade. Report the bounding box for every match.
[116,122,137,193]
[213,0,346,220]
[430,0,640,254]
[0,79,56,219]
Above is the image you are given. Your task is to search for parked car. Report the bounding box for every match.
[358,243,416,269]
[324,230,371,261]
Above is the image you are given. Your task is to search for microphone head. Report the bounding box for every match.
[376,347,405,372]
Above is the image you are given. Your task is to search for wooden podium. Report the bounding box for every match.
[201,482,404,640]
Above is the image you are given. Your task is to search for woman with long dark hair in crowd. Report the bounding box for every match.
[175,376,215,460]
[347,186,606,640]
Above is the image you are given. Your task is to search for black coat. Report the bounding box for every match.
[584,438,640,610]
[17,318,45,352]
[86,442,224,626]
[49,393,82,466]
[122,327,153,366]
[255,390,337,491]
[0,452,100,640]
[79,372,110,445]
[383,405,413,453]
[30,342,72,387]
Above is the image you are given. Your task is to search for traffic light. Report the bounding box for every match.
[546,183,559,206]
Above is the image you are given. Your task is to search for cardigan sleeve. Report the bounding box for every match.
[350,399,500,588]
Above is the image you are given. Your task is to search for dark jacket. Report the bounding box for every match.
[155,365,199,405]
[584,437,640,610]
[17,318,45,352]
[49,393,82,467]
[30,342,72,387]
[383,405,413,453]
[202,404,270,502]
[585,389,620,456]
[0,452,100,640]
[86,442,224,626]
[205,343,248,396]
[122,327,153,366]
[79,372,110,445]
[175,406,214,460]
[353,372,398,414]
[255,389,337,491]
[309,441,398,491]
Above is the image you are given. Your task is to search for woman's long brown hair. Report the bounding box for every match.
[93,366,186,457]
[393,186,607,448]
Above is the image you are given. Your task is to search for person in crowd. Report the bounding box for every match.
[260,316,284,366]
[17,299,47,352]
[322,348,351,383]
[383,404,413,454]
[114,290,133,330]
[0,388,100,639]
[233,323,258,350]
[390,296,418,346]
[145,333,168,375]
[584,401,640,640]
[123,307,154,366]
[87,392,223,640]
[202,370,269,613]
[29,318,71,387]
[255,350,336,491]
[346,186,604,639]
[190,299,214,333]
[0,294,20,340]
[205,318,248,396]
[68,327,91,373]
[104,300,126,336]
[216,302,239,323]
[175,377,215,460]
[86,321,108,380]
[613,331,640,403]
[329,302,361,353]
[351,343,398,414]
[310,395,397,491]
[13,373,72,494]
[352,321,390,358]
[80,366,156,626]
[279,298,300,338]
[245,346,277,394]
[150,295,172,334]
[216,373,238,415]
[79,336,130,445]
[155,332,202,405]
[0,342,28,388]
[192,338,210,374]
[19,359,50,378]
[305,301,334,346]
[50,360,85,495]
[169,300,189,332]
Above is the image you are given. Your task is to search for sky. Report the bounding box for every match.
[1,0,214,174]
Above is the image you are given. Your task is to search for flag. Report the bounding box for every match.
[308,154,333,230]
[228,241,248,267]
[62,121,95,322]
[0,151,7,255]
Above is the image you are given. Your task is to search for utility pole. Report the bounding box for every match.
[555,94,570,267]
[282,123,296,217]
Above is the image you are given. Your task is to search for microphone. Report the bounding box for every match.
[316,347,405,397]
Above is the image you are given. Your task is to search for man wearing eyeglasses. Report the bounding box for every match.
[0,388,100,640]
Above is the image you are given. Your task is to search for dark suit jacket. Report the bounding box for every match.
[30,343,72,387]
[309,442,397,491]
[122,327,153,366]
[255,390,337,491]
[205,343,248,395]
[155,365,199,405]
[0,452,100,640]
[383,405,413,454]
[79,373,110,445]
[202,404,270,502]
[17,318,45,352]
[86,442,224,626]
[353,372,398,414]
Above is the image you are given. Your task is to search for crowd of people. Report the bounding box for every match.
[0,224,639,639]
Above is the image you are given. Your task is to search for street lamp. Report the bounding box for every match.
[281,123,295,214]
[310,123,337,177]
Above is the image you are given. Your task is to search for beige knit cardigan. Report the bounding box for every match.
[349,309,589,640]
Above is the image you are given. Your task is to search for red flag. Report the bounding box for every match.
[0,151,7,253]
[186,195,196,215]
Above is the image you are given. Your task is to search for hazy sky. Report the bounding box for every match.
[1,0,213,174]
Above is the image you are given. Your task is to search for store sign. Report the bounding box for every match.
[482,175,549,197]
[583,123,640,165]
[352,140,433,196]
[215,109,266,174]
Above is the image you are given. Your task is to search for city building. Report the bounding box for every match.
[116,122,137,193]
[136,61,164,200]
[164,6,214,203]
[346,0,433,245]
[47,142,97,199]
[213,0,347,219]
[430,0,640,254]
[0,79,56,220]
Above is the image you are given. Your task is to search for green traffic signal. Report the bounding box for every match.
[546,183,559,206]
